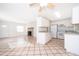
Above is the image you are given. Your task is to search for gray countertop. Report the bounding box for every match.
[65,31,79,34]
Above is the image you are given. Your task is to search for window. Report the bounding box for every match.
[1,25,7,28]
[16,26,24,32]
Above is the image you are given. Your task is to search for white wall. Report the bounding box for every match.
[72,6,79,24]
[37,17,50,27]
[51,18,72,26]
[0,20,26,38]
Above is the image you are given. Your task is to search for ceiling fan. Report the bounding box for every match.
[28,3,55,12]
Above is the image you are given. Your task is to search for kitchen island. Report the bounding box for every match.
[37,32,51,44]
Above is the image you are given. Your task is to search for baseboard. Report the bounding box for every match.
[52,37,64,40]
[0,35,26,39]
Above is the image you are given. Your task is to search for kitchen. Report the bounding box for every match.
[50,6,79,55]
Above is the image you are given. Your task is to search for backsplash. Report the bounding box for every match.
[74,24,79,32]
[64,24,79,33]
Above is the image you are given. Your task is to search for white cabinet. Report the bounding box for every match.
[64,34,79,55]
[72,6,79,24]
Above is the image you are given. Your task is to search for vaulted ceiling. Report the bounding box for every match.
[0,3,79,24]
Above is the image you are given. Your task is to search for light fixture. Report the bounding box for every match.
[47,3,55,9]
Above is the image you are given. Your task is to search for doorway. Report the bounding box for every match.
[28,31,32,36]
[27,27,34,36]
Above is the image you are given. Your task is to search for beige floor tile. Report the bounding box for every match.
[45,50,52,54]
[51,50,59,54]
[40,54,47,56]
[33,54,41,56]
[47,54,55,56]
[54,54,62,56]
[28,51,34,54]
[0,36,78,56]
[34,51,40,55]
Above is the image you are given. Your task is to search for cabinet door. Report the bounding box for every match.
[72,6,79,24]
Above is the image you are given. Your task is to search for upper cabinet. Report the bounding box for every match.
[72,6,79,24]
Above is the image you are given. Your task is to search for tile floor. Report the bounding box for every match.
[0,36,78,56]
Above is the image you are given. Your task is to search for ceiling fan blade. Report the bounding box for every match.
[47,3,55,9]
